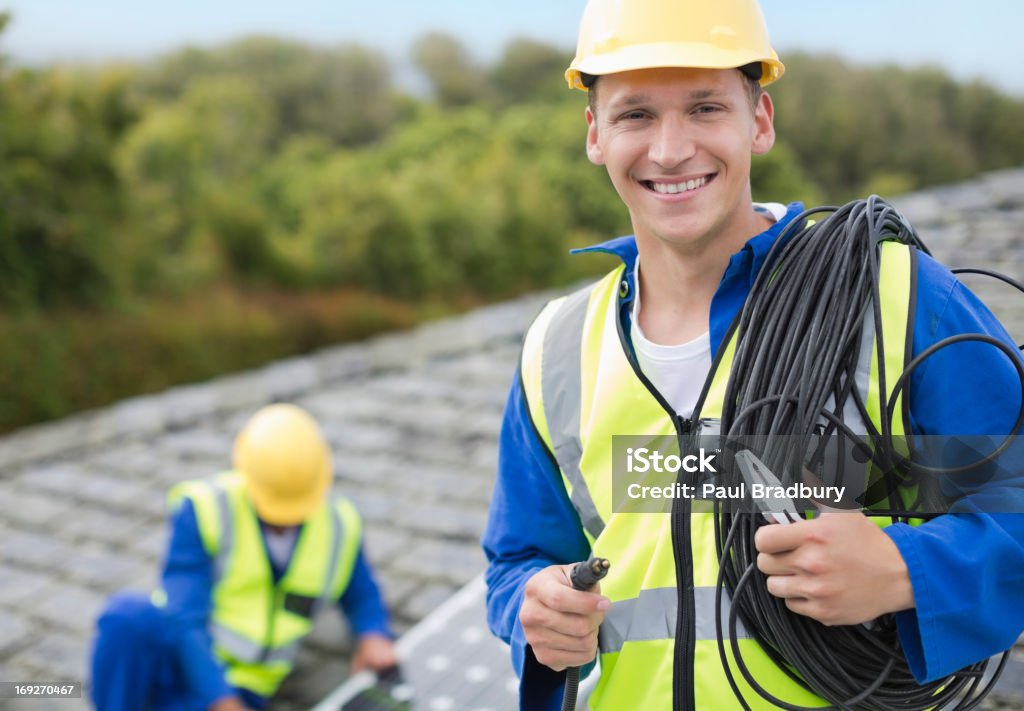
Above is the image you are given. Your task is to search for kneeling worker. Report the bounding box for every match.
[91,403,397,710]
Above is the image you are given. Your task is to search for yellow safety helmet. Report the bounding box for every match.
[232,403,332,526]
[566,0,785,91]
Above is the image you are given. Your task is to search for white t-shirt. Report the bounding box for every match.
[263,525,299,571]
[630,203,786,417]
[631,278,712,418]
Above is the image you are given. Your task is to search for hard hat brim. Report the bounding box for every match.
[245,463,331,526]
[566,43,785,90]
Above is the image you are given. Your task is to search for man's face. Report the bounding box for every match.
[585,67,775,252]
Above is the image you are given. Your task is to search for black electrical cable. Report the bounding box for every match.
[885,333,1024,477]
[951,268,1024,350]
[701,196,1019,710]
[562,557,610,711]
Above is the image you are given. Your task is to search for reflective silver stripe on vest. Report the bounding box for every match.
[212,484,233,583]
[541,286,605,540]
[212,622,261,663]
[313,503,344,616]
[834,306,874,435]
[262,639,301,664]
[211,623,301,665]
[598,587,751,655]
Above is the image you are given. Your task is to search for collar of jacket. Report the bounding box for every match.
[569,201,805,355]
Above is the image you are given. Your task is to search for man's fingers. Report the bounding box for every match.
[520,604,601,639]
[764,573,800,599]
[756,551,795,575]
[522,609,601,671]
[532,648,598,673]
[521,564,609,672]
[527,566,610,614]
[754,518,816,554]
[529,628,600,671]
[537,585,609,615]
[528,625,600,653]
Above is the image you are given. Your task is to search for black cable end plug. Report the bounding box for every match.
[562,557,611,711]
[569,557,610,591]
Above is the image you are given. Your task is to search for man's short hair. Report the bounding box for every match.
[584,65,763,117]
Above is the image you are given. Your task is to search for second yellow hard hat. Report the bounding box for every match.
[232,403,332,526]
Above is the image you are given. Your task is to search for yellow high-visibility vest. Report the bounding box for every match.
[167,471,362,697]
[520,242,915,709]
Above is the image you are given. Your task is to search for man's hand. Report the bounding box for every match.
[207,696,250,711]
[519,564,611,672]
[351,632,398,673]
[755,512,915,626]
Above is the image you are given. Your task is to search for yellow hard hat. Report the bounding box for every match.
[232,403,332,526]
[566,0,785,91]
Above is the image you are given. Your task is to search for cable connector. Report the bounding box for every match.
[562,557,611,711]
[569,557,610,591]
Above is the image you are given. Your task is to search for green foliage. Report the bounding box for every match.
[199,191,283,283]
[138,37,399,147]
[751,142,823,206]
[4,24,1024,432]
[116,76,278,289]
[768,53,1024,199]
[490,38,575,107]
[0,289,418,432]
[0,11,9,57]
[411,32,488,107]
[267,101,626,299]
[0,64,139,310]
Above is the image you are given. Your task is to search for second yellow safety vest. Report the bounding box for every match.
[167,471,363,697]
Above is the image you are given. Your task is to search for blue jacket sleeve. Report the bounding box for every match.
[482,372,594,711]
[338,544,393,638]
[161,499,235,706]
[886,252,1024,681]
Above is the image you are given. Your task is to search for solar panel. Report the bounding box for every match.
[312,576,520,711]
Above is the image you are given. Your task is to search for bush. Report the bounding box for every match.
[0,288,418,433]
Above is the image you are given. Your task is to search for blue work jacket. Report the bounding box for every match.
[482,201,1024,710]
[161,498,393,708]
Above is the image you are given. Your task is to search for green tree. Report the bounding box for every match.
[0,11,9,62]
[751,142,823,206]
[139,37,399,146]
[768,53,1024,199]
[411,32,487,107]
[0,56,139,309]
[116,77,278,287]
[489,38,574,107]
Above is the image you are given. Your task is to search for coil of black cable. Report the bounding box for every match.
[707,196,1017,710]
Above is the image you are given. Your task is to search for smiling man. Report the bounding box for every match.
[482,0,1024,709]
[584,65,775,347]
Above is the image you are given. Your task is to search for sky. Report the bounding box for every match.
[3,0,1023,96]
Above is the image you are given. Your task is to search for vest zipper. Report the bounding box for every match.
[614,307,700,711]
[615,289,746,711]
[671,417,696,711]
[670,314,741,711]
[260,584,281,662]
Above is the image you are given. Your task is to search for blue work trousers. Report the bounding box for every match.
[90,591,264,711]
